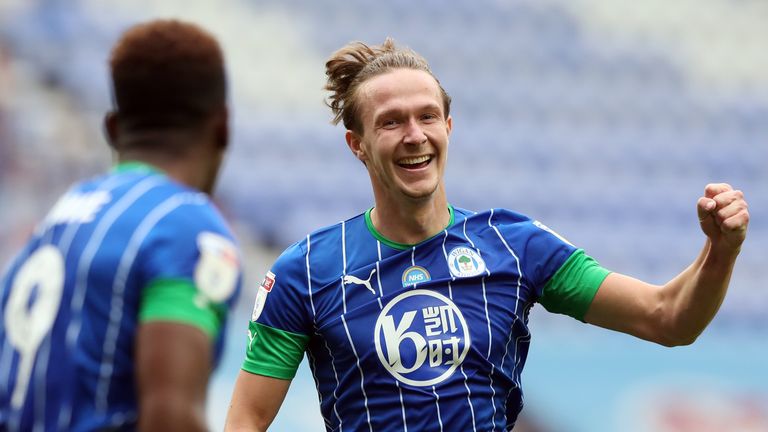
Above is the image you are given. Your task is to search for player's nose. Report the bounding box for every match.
[402,118,427,145]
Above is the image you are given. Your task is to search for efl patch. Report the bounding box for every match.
[402,266,431,287]
[194,232,240,306]
[260,271,276,292]
[447,246,486,278]
[251,271,275,321]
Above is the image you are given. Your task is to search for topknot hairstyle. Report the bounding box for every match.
[109,19,226,131]
[324,38,451,133]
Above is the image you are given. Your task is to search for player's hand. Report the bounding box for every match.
[696,183,749,253]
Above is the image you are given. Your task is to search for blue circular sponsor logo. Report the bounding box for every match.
[374,289,470,386]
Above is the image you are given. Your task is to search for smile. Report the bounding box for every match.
[397,155,432,169]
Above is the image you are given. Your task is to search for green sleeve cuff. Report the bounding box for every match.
[140,278,224,339]
[242,321,309,380]
[539,249,611,321]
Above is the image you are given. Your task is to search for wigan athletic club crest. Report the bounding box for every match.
[447,246,486,278]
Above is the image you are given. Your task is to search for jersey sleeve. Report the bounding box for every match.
[511,219,578,290]
[137,197,242,340]
[516,219,610,321]
[242,242,312,380]
[539,249,610,321]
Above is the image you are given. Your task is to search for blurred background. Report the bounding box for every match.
[0,0,766,430]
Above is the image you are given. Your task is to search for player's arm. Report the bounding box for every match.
[226,248,311,431]
[136,321,212,432]
[224,370,291,432]
[224,320,308,431]
[135,235,238,432]
[584,183,749,346]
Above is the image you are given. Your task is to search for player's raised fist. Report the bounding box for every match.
[696,183,749,251]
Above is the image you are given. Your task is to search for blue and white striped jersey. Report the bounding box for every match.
[244,206,609,431]
[0,163,241,431]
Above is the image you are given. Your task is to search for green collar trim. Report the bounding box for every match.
[112,161,162,174]
[365,205,455,250]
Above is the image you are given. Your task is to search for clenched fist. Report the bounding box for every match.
[697,183,749,252]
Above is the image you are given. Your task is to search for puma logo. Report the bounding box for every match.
[247,329,258,350]
[343,268,377,295]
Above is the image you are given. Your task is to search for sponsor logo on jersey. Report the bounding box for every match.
[247,328,258,350]
[343,268,377,295]
[446,246,486,278]
[374,289,470,387]
[194,232,240,307]
[251,271,276,321]
[401,266,431,287]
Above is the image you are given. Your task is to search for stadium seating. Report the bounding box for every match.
[0,0,765,328]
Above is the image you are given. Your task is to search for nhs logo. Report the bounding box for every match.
[401,266,431,287]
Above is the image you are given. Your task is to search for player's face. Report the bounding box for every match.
[348,68,452,203]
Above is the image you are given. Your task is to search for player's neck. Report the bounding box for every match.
[370,186,450,246]
[117,142,220,195]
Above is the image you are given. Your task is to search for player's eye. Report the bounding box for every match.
[381,119,399,129]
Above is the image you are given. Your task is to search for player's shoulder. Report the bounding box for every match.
[73,164,214,215]
[36,169,152,230]
[490,208,538,236]
[132,172,232,231]
[159,190,226,225]
[457,206,573,242]
[454,206,533,228]
[105,168,237,247]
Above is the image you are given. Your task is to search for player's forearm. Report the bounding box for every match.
[661,239,739,345]
[139,396,208,432]
[223,418,268,432]
[223,406,271,432]
[224,370,291,432]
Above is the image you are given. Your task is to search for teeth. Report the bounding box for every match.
[398,155,431,165]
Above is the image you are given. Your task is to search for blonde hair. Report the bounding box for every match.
[324,38,451,133]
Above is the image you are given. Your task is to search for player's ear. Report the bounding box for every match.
[103,111,119,150]
[445,115,452,137]
[346,130,367,163]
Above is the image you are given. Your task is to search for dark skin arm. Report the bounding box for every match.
[135,321,213,432]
